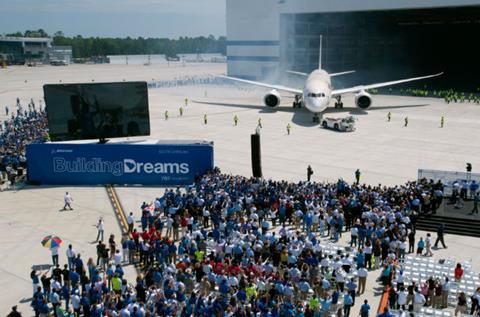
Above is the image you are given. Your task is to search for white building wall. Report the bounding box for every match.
[226,0,280,78]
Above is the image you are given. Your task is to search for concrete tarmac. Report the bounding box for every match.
[1,63,479,185]
[1,63,480,315]
[0,186,137,316]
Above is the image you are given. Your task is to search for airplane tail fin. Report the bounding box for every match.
[330,70,356,77]
[319,35,322,70]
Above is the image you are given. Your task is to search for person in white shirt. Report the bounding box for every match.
[424,233,433,257]
[114,249,122,266]
[121,307,131,317]
[66,244,76,270]
[127,212,135,233]
[397,286,408,310]
[202,208,210,227]
[71,291,81,315]
[414,290,426,312]
[51,278,61,292]
[51,246,59,266]
[357,267,368,294]
[442,277,450,309]
[350,226,358,247]
[63,192,74,211]
[96,218,104,242]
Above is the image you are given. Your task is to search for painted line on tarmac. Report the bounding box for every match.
[105,185,128,235]
[105,185,142,273]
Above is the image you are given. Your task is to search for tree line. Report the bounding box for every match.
[5,30,226,58]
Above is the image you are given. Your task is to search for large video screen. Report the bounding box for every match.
[43,81,150,141]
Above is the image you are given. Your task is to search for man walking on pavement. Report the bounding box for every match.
[286,123,291,135]
[96,218,105,242]
[387,112,391,122]
[433,224,447,249]
[404,116,409,127]
[360,299,370,317]
[63,192,73,211]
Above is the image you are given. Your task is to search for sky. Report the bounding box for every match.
[0,0,226,38]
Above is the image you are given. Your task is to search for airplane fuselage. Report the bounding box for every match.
[303,69,332,113]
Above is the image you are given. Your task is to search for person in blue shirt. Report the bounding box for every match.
[331,290,340,305]
[80,292,90,317]
[320,296,332,315]
[30,270,40,296]
[343,291,353,317]
[38,299,50,317]
[417,237,425,255]
[346,278,358,306]
[378,307,393,317]
[73,255,83,275]
[61,284,70,311]
[50,290,60,317]
[69,271,80,287]
[356,249,365,268]
[360,299,370,317]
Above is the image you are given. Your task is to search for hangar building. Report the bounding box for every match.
[226,0,480,90]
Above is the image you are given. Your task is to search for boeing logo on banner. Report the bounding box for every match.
[53,157,190,176]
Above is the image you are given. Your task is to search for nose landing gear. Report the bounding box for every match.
[313,113,320,123]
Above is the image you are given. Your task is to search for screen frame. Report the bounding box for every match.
[43,81,150,142]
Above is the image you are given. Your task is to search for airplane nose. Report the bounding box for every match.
[306,98,327,113]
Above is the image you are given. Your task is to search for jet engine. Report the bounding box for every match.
[264,90,281,108]
[355,90,372,110]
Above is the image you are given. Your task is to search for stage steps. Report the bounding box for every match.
[416,214,480,238]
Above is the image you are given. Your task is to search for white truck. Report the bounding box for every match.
[321,116,356,132]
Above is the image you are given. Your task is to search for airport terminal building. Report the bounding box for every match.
[226,0,480,90]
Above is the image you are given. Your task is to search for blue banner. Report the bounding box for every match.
[27,142,214,185]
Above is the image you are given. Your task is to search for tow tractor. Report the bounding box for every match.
[321,116,356,132]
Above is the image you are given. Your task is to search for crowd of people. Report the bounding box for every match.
[26,168,480,317]
[387,88,480,105]
[1,98,49,185]
[148,76,255,92]
[385,262,480,316]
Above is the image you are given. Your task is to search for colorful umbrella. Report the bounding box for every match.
[41,235,62,248]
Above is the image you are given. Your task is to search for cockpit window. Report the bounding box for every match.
[307,93,325,98]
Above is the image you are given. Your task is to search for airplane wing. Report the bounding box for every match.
[330,70,356,77]
[218,75,303,95]
[286,70,308,77]
[331,72,443,96]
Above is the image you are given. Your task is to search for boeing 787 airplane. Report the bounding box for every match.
[220,37,442,121]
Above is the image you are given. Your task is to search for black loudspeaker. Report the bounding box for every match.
[251,134,262,178]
